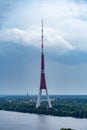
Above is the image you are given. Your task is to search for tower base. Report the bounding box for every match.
[36,88,52,108]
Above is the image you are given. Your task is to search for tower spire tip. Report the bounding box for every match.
[42,19,43,49]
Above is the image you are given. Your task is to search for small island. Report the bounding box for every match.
[0,95,87,118]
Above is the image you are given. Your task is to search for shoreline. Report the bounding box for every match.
[0,108,87,119]
[0,109,87,120]
[0,95,87,119]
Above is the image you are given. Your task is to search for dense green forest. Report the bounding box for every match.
[0,96,87,118]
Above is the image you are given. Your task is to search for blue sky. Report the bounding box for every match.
[0,0,87,95]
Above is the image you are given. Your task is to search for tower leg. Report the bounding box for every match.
[36,89,42,108]
[45,88,52,108]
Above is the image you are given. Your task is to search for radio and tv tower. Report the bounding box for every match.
[36,20,52,108]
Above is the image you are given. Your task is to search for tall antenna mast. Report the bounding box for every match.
[42,19,43,50]
[36,20,52,108]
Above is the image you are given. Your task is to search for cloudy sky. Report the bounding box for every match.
[0,0,87,95]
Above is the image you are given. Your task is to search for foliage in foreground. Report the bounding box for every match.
[60,128,74,130]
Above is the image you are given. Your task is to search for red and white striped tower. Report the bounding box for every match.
[36,20,52,108]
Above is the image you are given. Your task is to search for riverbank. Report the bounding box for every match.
[0,95,87,118]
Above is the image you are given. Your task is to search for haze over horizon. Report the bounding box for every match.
[0,0,87,95]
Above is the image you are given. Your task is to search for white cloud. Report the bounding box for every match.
[0,27,75,53]
[1,0,87,51]
[44,27,75,52]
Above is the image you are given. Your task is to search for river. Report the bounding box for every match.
[0,110,87,130]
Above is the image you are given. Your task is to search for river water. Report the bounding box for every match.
[0,110,87,130]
